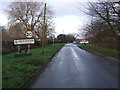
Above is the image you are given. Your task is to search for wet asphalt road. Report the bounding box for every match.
[30,43,118,88]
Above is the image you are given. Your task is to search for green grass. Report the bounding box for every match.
[80,43,119,58]
[2,43,64,88]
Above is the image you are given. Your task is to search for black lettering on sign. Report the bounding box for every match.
[26,33,32,36]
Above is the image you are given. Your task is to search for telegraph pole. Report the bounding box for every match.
[42,2,46,53]
[63,29,64,34]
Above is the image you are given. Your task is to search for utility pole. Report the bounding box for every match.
[42,3,46,53]
[63,29,64,34]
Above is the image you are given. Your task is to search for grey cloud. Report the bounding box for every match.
[48,1,86,17]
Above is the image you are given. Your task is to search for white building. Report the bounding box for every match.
[80,40,89,44]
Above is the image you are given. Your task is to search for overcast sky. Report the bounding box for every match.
[50,1,90,35]
[0,0,93,38]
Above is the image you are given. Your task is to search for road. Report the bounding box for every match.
[30,43,118,88]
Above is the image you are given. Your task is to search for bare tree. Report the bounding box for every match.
[78,1,120,36]
[77,1,119,50]
[9,23,26,39]
[6,2,55,43]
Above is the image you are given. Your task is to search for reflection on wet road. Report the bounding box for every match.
[30,43,118,88]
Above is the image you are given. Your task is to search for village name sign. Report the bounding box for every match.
[14,30,35,57]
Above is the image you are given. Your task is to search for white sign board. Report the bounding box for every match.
[80,41,89,44]
[14,39,35,45]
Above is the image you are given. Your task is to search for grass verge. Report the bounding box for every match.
[2,43,64,88]
[79,43,120,59]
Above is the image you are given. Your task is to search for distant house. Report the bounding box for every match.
[80,40,89,44]
[75,39,89,44]
[80,39,89,44]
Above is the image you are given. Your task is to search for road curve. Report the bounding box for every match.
[30,43,118,88]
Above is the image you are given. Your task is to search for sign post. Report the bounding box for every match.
[14,30,34,57]
[25,30,34,53]
[52,34,55,46]
[28,44,30,53]
[14,39,35,57]
[53,39,54,46]
[14,39,35,45]
[17,45,20,53]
